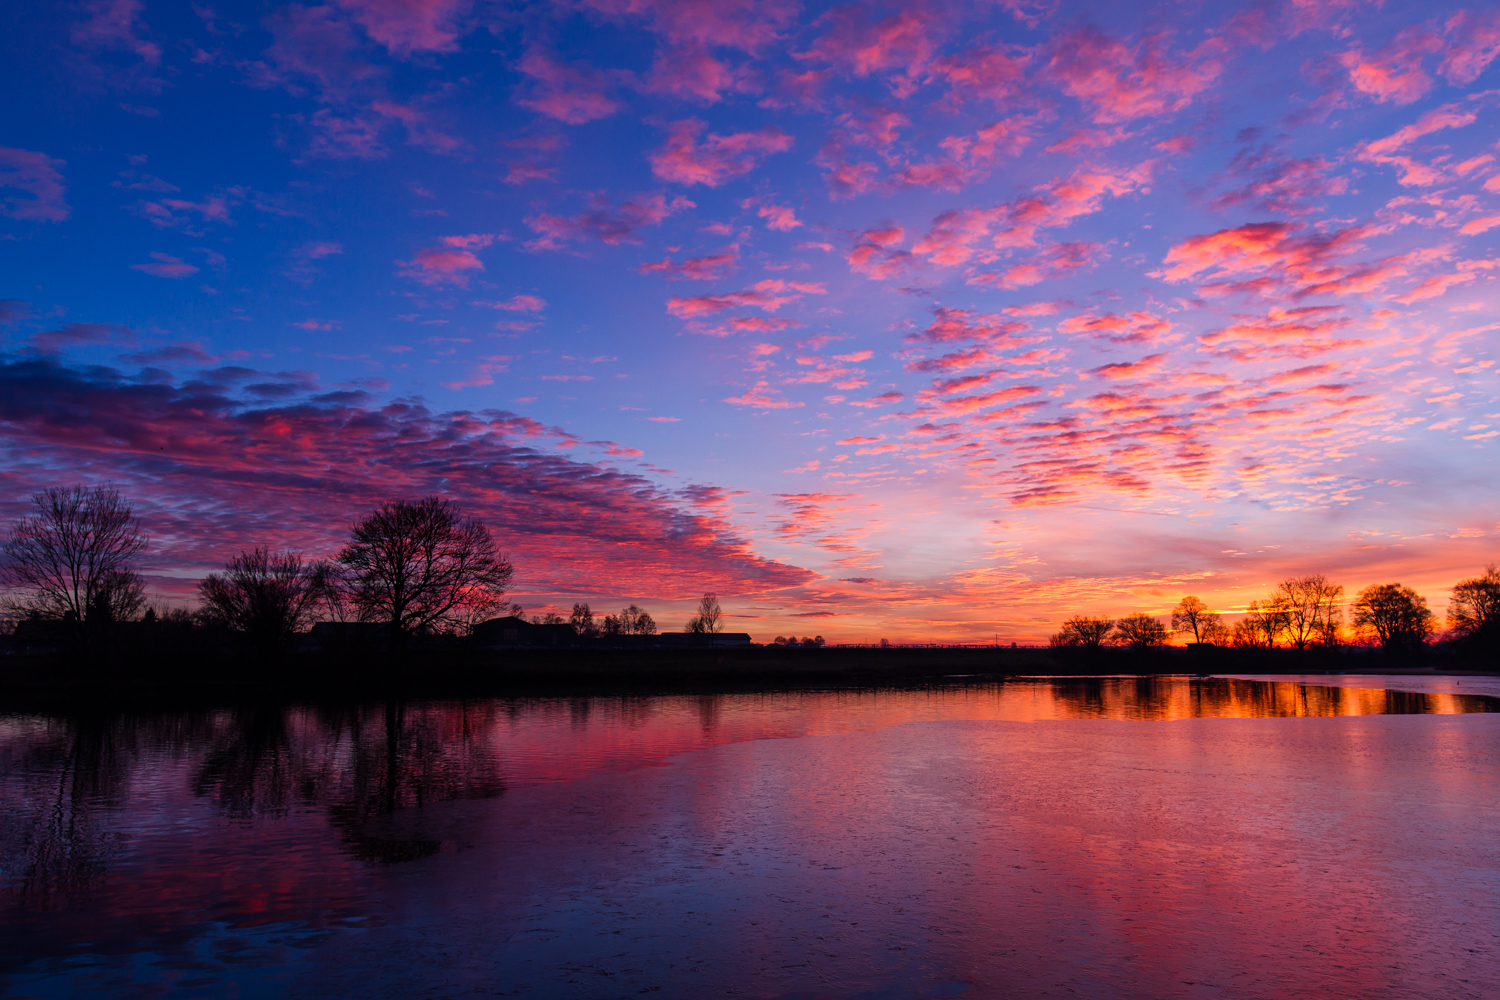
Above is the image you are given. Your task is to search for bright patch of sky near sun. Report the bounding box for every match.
[1,0,1498,640]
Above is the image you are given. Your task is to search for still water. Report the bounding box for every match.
[2,676,1497,999]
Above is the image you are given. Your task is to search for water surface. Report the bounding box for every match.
[2,676,1497,998]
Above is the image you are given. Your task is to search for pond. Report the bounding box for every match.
[2,675,1498,999]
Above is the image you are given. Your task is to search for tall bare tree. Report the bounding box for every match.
[1232,599,1286,648]
[1170,596,1222,643]
[686,593,723,634]
[1448,566,1500,645]
[1,484,147,647]
[338,496,513,645]
[1273,575,1344,648]
[1049,615,1115,649]
[569,602,597,637]
[1352,583,1435,652]
[1114,613,1169,649]
[198,548,327,656]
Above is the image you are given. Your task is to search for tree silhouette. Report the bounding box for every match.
[198,548,327,657]
[1170,596,1222,643]
[1273,575,1344,648]
[1233,599,1288,648]
[1050,615,1115,649]
[1351,583,1435,652]
[1,484,146,649]
[569,602,597,637]
[1113,613,1169,649]
[1448,566,1500,650]
[686,592,723,633]
[338,496,512,645]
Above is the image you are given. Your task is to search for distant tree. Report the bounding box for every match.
[1170,596,1222,643]
[198,548,326,656]
[802,635,825,647]
[530,612,565,625]
[601,613,622,636]
[1113,613,1169,649]
[1274,575,1344,649]
[1448,566,1500,647]
[1352,583,1436,652]
[615,604,656,635]
[569,602,597,637]
[1,484,147,648]
[1201,617,1232,645]
[1049,615,1115,649]
[338,496,513,645]
[1233,598,1288,648]
[686,592,723,633]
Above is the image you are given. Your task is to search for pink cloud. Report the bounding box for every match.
[913,162,1150,265]
[649,119,794,187]
[692,316,804,337]
[848,391,904,408]
[741,196,801,231]
[640,46,756,103]
[927,44,1031,106]
[252,3,380,103]
[524,192,694,250]
[1089,353,1167,381]
[667,279,825,318]
[1339,26,1443,105]
[0,147,69,222]
[516,47,622,125]
[302,109,387,159]
[0,356,814,596]
[640,249,739,281]
[581,0,798,53]
[1058,310,1172,345]
[967,240,1102,289]
[847,225,914,280]
[1439,8,1500,84]
[473,295,546,312]
[1210,144,1348,215]
[71,0,164,91]
[371,100,463,155]
[1042,28,1224,123]
[906,307,1029,346]
[334,0,469,57]
[397,233,496,286]
[1354,103,1478,187]
[1156,221,1393,298]
[800,8,945,91]
[724,379,803,408]
[1394,271,1476,304]
[130,252,199,278]
[1459,215,1500,236]
[1197,306,1359,361]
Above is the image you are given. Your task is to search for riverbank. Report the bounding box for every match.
[1,643,1492,709]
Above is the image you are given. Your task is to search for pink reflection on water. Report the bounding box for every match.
[0,678,1496,998]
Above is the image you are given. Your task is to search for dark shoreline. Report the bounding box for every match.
[1,644,1493,712]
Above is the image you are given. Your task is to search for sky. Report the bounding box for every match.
[1,0,1498,642]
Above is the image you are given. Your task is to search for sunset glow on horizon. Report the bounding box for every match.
[2,0,1498,641]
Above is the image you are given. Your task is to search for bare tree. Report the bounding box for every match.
[338,496,513,645]
[1170,596,1222,643]
[1448,566,1500,645]
[1049,615,1115,649]
[198,548,326,656]
[569,602,597,637]
[1232,598,1288,648]
[1,484,147,647]
[1113,613,1169,649]
[616,604,656,635]
[686,592,723,633]
[1352,583,1435,652]
[1274,575,1344,648]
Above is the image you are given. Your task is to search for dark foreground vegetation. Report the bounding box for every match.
[1,484,1495,708]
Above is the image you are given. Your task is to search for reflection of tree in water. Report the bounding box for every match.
[1040,677,1494,720]
[0,713,138,903]
[313,701,507,864]
[190,701,509,864]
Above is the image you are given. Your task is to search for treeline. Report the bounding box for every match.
[1051,572,1500,660]
[0,484,670,658]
